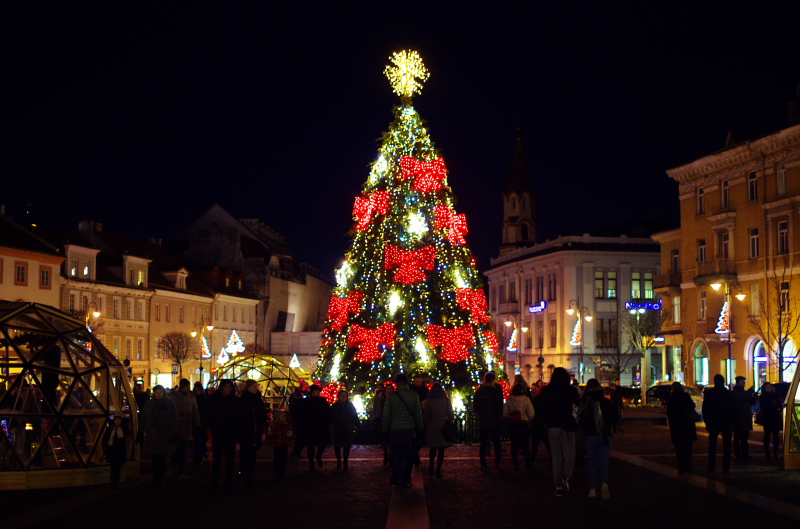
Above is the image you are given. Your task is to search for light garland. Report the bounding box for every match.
[201,336,211,359]
[290,354,301,369]
[226,330,245,356]
[387,290,404,316]
[406,211,428,238]
[570,320,582,347]
[415,336,430,364]
[507,328,518,352]
[715,301,730,334]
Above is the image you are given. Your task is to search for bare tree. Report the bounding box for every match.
[747,256,800,382]
[160,331,196,380]
[620,307,667,395]
[598,304,638,382]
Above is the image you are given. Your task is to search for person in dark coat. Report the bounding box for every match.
[530,391,551,465]
[303,384,331,471]
[702,374,736,473]
[330,389,361,469]
[137,385,178,487]
[192,382,209,466]
[732,376,754,460]
[240,380,267,485]
[382,374,423,488]
[538,367,580,496]
[423,383,454,478]
[473,371,504,470]
[410,374,430,466]
[208,379,244,490]
[169,378,201,479]
[103,415,131,487]
[579,379,617,499]
[134,383,150,415]
[666,382,697,474]
[759,383,784,459]
[289,389,306,458]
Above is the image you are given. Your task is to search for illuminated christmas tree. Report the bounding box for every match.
[715,301,730,335]
[315,51,501,399]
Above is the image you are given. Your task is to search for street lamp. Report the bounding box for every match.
[504,318,529,376]
[191,317,214,381]
[85,302,101,331]
[710,281,745,384]
[566,298,592,383]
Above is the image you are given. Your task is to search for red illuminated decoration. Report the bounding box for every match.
[400,156,448,193]
[484,331,499,352]
[498,380,511,400]
[435,204,468,245]
[353,190,391,230]
[427,323,475,363]
[327,291,364,331]
[456,288,490,325]
[348,323,396,363]
[384,244,436,284]
[321,382,346,404]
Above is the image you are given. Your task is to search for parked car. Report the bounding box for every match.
[646,383,703,409]
[604,385,642,406]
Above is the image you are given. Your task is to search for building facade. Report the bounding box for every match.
[658,123,800,387]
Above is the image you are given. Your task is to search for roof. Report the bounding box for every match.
[588,220,678,239]
[0,215,63,256]
[504,136,534,195]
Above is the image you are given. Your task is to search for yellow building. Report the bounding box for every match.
[656,123,800,387]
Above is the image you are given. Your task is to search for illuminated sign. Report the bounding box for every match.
[654,336,665,343]
[625,300,662,311]
[528,300,547,314]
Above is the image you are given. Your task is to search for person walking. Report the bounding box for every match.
[539,367,580,496]
[666,382,697,474]
[380,383,394,465]
[331,389,361,469]
[208,379,244,490]
[192,382,209,466]
[609,379,625,433]
[504,383,534,470]
[474,372,504,470]
[382,374,423,488]
[759,382,784,460]
[410,374,429,466]
[269,411,293,479]
[240,380,267,485]
[732,376,754,460]
[579,379,617,499]
[169,378,201,480]
[302,384,331,471]
[530,389,550,466]
[137,385,178,487]
[702,374,736,473]
[288,389,306,459]
[423,382,454,478]
[102,414,131,487]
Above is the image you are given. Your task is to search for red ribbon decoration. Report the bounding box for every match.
[455,288,490,325]
[484,331,499,352]
[349,323,396,363]
[435,204,468,245]
[353,190,391,231]
[321,382,346,404]
[400,156,448,193]
[384,245,436,284]
[427,323,475,363]
[327,291,364,331]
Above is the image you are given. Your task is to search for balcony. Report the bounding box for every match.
[693,258,737,287]
[497,302,520,315]
[655,270,682,292]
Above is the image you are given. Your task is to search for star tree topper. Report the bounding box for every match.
[384,50,430,100]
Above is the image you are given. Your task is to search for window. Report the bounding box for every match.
[165,305,171,322]
[97,295,104,314]
[607,271,617,298]
[154,338,160,358]
[523,197,529,211]
[721,179,730,208]
[138,270,145,286]
[125,338,132,359]
[596,319,618,348]
[595,271,605,298]
[751,284,761,316]
[696,187,705,215]
[780,281,790,313]
[225,277,230,287]
[238,279,243,290]
[178,276,185,289]
[223,305,228,321]
[508,281,517,302]
[549,320,557,348]
[698,239,707,262]
[70,259,77,277]
[82,294,89,312]
[136,338,144,360]
[137,300,145,321]
[82,262,90,277]
[776,162,786,195]
[536,276,544,303]
[537,321,544,349]
[644,272,654,299]
[778,221,789,254]
[14,261,27,286]
[748,171,758,201]
[249,308,253,324]
[179,306,184,323]
[113,297,120,319]
[524,279,532,305]
[154,303,160,322]
[69,293,76,312]
[215,304,219,321]
[113,336,121,357]
[672,296,681,324]
[233,305,237,323]
[721,232,730,259]
[126,299,133,320]
[631,271,641,299]
[39,266,51,289]
[547,273,557,301]
[511,197,517,210]
[241,307,245,323]
[749,227,759,258]
[699,291,707,320]
[128,269,134,285]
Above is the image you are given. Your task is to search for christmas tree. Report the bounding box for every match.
[315,51,502,400]
[715,301,730,335]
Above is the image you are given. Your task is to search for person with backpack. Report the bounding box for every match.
[579,378,617,499]
[382,373,423,488]
[539,367,580,496]
[504,383,535,470]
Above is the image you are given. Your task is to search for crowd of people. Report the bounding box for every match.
[119,370,784,497]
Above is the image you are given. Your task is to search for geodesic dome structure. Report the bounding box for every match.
[0,301,136,478]
[214,353,303,409]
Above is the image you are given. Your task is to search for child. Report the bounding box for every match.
[103,415,131,487]
[269,411,293,479]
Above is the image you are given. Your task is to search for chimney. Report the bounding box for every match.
[788,100,800,127]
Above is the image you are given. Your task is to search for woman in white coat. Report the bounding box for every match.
[504,383,535,470]
[423,382,454,478]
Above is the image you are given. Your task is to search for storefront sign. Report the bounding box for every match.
[625,300,662,311]
[528,300,547,313]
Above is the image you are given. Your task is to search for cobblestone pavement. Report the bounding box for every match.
[3,421,799,528]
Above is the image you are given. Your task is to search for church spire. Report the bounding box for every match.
[499,134,536,255]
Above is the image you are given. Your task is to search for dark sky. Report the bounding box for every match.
[6,4,799,276]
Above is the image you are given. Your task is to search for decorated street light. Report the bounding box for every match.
[566,298,593,383]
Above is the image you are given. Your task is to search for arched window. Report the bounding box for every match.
[783,339,797,383]
[694,342,709,386]
[511,197,517,210]
[753,340,768,389]
[523,196,529,211]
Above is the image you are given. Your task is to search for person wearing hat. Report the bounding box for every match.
[240,380,267,485]
[301,384,331,471]
[732,376,755,460]
[702,374,736,473]
[208,379,244,490]
[170,378,201,480]
[137,385,179,487]
[103,414,131,487]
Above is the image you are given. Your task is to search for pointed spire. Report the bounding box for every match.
[505,136,534,194]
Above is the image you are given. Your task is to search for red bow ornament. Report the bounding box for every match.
[353,190,391,231]
[385,245,436,284]
[455,288,490,325]
[349,323,396,363]
[400,156,448,193]
[435,204,468,245]
[427,323,475,363]
[327,291,364,331]
[484,331,499,352]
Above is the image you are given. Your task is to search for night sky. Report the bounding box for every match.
[6,4,799,276]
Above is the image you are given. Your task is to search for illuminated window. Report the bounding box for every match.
[138,270,145,286]
[595,271,605,298]
[70,259,77,276]
[644,272,654,299]
[83,262,90,277]
[780,281,790,313]
[672,296,681,324]
[607,271,617,298]
[631,271,641,299]
[137,338,143,360]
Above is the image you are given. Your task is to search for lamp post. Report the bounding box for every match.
[504,319,529,377]
[85,302,101,331]
[566,298,593,383]
[710,281,745,385]
[191,317,214,384]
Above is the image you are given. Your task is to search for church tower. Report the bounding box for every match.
[499,135,536,255]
